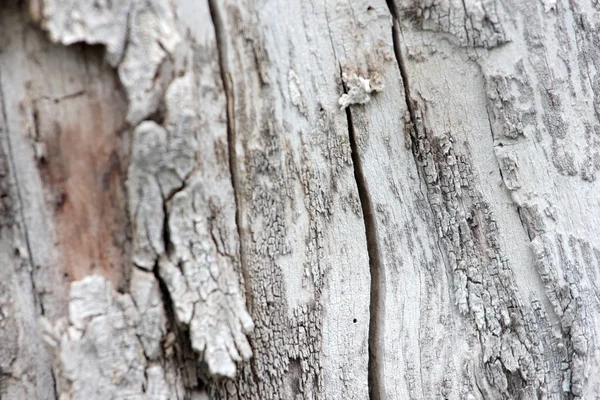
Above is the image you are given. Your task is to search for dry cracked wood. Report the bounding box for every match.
[1,0,600,399]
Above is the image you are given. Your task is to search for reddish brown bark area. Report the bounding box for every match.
[27,45,130,288]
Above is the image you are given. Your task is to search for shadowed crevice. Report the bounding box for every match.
[383,5,452,398]
[341,76,386,400]
[207,0,254,316]
[207,0,260,388]
[0,68,42,315]
[385,1,417,140]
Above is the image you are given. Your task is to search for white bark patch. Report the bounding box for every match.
[39,0,181,124]
[128,71,254,378]
[130,268,168,360]
[41,275,179,400]
[36,0,130,65]
[338,73,384,110]
[118,1,181,124]
[288,70,307,115]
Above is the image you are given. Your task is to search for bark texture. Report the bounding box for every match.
[1,0,600,399]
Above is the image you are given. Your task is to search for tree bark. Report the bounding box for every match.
[1,0,599,398]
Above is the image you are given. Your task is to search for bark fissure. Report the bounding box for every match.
[207,0,261,388]
[387,4,434,206]
[49,364,58,400]
[0,71,44,316]
[386,0,456,290]
[207,0,253,317]
[342,82,385,400]
[152,259,197,389]
[385,7,471,395]
[387,12,415,136]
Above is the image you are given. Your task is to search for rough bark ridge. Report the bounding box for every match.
[392,0,600,398]
[32,0,256,388]
[2,0,254,397]
[1,0,600,399]
[205,1,372,399]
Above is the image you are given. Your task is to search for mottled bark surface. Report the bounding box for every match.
[1,0,600,399]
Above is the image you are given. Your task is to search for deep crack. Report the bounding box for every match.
[341,70,386,400]
[207,0,259,388]
[207,0,254,317]
[0,69,44,316]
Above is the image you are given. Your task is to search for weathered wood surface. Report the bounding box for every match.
[1,0,600,399]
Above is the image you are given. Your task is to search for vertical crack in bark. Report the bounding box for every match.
[207,0,254,317]
[384,5,459,395]
[342,76,385,400]
[1,59,58,400]
[153,259,198,390]
[385,2,416,137]
[207,0,260,387]
[385,0,454,269]
[49,361,59,400]
[141,197,198,390]
[0,72,44,315]
[385,6,558,398]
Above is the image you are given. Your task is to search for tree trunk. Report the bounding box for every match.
[1,0,599,398]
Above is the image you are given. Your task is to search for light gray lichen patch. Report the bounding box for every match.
[338,73,384,110]
[158,175,254,378]
[485,61,537,140]
[128,72,254,378]
[118,1,181,124]
[41,275,179,400]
